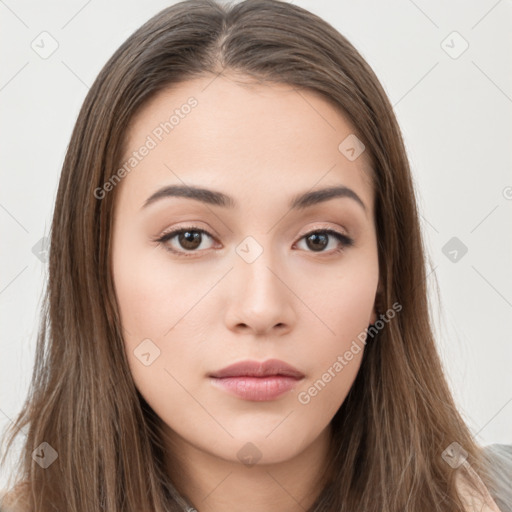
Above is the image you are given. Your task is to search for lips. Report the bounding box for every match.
[209,358,305,379]
[209,359,305,401]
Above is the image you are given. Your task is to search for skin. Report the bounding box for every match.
[111,74,380,512]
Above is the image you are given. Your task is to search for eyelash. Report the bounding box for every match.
[153,225,354,258]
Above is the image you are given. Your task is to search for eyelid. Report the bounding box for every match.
[295,222,351,239]
[157,223,216,240]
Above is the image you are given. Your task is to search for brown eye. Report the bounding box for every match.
[177,230,203,250]
[155,227,216,256]
[296,229,354,254]
[305,232,329,252]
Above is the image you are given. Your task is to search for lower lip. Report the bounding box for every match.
[210,376,301,401]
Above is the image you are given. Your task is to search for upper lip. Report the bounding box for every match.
[209,359,305,379]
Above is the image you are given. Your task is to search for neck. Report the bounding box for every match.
[162,423,333,512]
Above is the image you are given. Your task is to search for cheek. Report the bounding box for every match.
[295,349,362,419]
[111,233,216,413]
[292,287,371,420]
[290,256,378,411]
[294,250,378,345]
[112,229,213,340]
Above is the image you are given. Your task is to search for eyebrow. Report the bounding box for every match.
[141,184,367,213]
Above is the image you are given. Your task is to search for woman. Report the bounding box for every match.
[0,0,509,510]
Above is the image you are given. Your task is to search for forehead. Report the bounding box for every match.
[117,74,374,215]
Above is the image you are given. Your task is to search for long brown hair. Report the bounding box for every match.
[0,0,494,510]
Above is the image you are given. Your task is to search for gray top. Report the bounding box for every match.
[482,443,512,512]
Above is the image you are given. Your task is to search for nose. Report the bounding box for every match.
[223,247,296,337]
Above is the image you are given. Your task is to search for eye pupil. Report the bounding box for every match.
[306,233,328,251]
[179,230,202,250]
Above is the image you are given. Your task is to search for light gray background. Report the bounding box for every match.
[1,0,511,484]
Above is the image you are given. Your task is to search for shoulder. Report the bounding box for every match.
[480,444,512,512]
[455,460,504,512]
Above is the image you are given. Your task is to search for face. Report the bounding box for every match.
[111,74,379,467]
